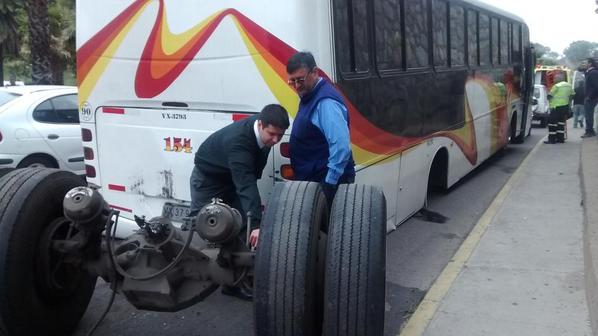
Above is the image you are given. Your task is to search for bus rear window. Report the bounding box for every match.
[0,91,20,107]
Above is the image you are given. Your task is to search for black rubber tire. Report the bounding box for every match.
[323,184,386,336]
[254,181,328,336]
[0,168,97,335]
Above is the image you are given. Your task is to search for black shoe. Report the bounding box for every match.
[544,140,556,144]
[581,133,596,138]
[221,285,253,302]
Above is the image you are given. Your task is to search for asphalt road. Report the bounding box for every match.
[73,127,545,336]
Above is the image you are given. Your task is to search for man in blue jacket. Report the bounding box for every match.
[286,51,355,206]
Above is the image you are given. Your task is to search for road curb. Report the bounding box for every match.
[581,137,598,335]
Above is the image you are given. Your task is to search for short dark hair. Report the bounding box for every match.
[286,51,317,74]
[259,104,290,130]
[588,57,598,68]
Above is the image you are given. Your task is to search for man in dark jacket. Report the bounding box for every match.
[286,51,355,206]
[189,104,288,301]
[190,104,289,223]
[582,58,598,138]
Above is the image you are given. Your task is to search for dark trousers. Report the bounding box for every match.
[189,166,243,219]
[584,98,597,134]
[547,105,567,143]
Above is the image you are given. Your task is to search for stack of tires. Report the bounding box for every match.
[254,181,387,336]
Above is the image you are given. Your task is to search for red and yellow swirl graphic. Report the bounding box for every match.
[77,0,479,166]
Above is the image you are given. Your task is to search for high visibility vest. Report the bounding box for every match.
[549,81,573,108]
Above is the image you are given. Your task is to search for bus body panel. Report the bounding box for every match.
[77,0,334,231]
[77,0,532,234]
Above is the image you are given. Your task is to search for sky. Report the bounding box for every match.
[480,0,598,55]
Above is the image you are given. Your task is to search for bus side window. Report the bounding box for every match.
[374,0,403,71]
[432,0,448,68]
[333,0,369,75]
[479,14,490,66]
[499,19,509,65]
[405,0,429,69]
[511,23,521,63]
[449,5,465,67]
[491,17,499,65]
[467,10,478,67]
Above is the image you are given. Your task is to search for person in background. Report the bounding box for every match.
[286,51,355,207]
[582,57,598,138]
[189,104,289,301]
[545,73,573,144]
[572,73,585,128]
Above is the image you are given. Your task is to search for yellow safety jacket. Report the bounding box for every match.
[549,81,573,108]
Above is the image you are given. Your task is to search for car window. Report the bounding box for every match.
[52,94,79,124]
[0,91,20,107]
[533,87,540,98]
[32,94,79,124]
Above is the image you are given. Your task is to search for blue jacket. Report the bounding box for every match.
[290,80,355,183]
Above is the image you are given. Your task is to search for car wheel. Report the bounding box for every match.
[323,184,386,336]
[254,181,328,336]
[0,168,97,335]
[17,155,56,169]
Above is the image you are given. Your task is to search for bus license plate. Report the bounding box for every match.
[162,203,191,222]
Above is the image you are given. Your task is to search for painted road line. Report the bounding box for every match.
[398,137,544,336]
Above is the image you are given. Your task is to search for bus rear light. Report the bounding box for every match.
[83,147,94,160]
[103,107,125,114]
[85,165,96,178]
[280,142,290,158]
[280,164,294,180]
[108,184,126,192]
[232,113,250,121]
[0,130,2,142]
[81,128,92,142]
[109,204,132,213]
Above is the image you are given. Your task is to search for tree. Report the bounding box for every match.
[48,0,74,84]
[27,0,52,84]
[0,0,22,85]
[564,40,598,64]
[533,43,559,66]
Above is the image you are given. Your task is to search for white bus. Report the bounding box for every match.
[77,0,534,234]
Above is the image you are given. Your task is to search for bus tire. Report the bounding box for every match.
[0,168,97,335]
[254,181,328,336]
[323,184,386,336]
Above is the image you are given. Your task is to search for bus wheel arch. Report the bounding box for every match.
[428,147,449,193]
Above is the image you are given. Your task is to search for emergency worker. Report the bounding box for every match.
[545,74,573,144]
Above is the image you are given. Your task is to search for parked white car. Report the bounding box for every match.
[532,84,550,127]
[0,86,83,175]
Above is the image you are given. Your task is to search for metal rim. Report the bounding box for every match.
[35,217,85,300]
